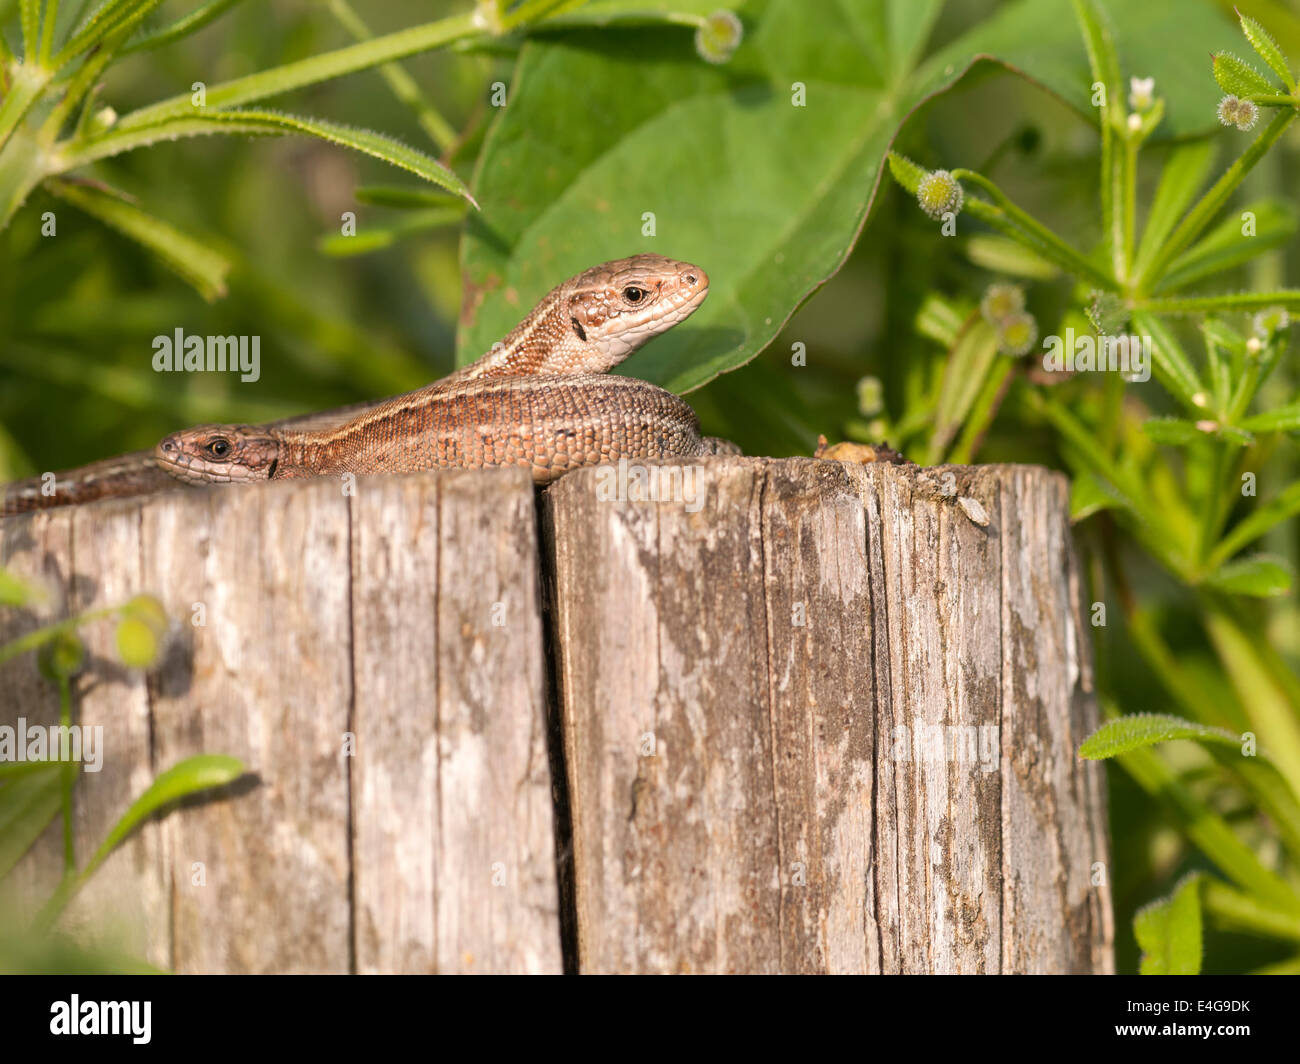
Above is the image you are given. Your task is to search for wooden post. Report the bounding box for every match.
[1,458,1112,973]
[543,458,1112,974]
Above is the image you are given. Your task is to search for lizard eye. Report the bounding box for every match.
[207,438,231,458]
[622,286,647,304]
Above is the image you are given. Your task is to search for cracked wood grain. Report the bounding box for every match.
[2,471,560,974]
[3,458,1108,974]
[544,457,1111,974]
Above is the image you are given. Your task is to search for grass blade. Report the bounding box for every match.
[61,109,478,205]
[46,179,231,300]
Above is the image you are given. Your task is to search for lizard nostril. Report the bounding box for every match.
[684,273,698,286]
[161,438,175,452]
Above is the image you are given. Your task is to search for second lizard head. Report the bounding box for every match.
[155,426,281,484]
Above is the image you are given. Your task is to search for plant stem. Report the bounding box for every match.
[1138,290,1300,315]
[1114,737,1298,911]
[1136,109,1297,292]
[39,0,58,65]
[327,0,458,153]
[1202,880,1300,942]
[954,173,1118,290]
[110,13,479,130]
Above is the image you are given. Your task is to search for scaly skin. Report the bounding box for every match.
[2,255,713,513]
[156,375,740,487]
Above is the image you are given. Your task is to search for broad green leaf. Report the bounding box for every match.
[1240,402,1300,434]
[1205,555,1293,597]
[46,180,231,301]
[1157,199,1298,292]
[460,0,1236,388]
[0,767,61,879]
[1135,874,1203,975]
[61,111,477,205]
[1132,311,1206,415]
[1239,11,1296,91]
[1080,713,1241,759]
[1132,140,1216,282]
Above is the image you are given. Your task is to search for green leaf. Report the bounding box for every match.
[0,767,62,880]
[1212,51,1277,98]
[964,234,1058,279]
[19,0,39,61]
[1070,471,1122,521]
[45,180,231,301]
[1157,199,1298,292]
[1116,734,1298,908]
[61,110,477,206]
[318,207,465,256]
[37,755,245,925]
[1132,140,1216,283]
[82,755,244,882]
[1209,481,1300,569]
[887,151,926,195]
[1205,554,1293,597]
[121,0,248,56]
[1239,11,1295,92]
[1143,416,1252,447]
[1132,311,1207,415]
[1080,713,1242,759]
[461,0,1236,386]
[1240,401,1300,434]
[354,185,465,209]
[929,318,1000,463]
[0,567,38,607]
[53,0,169,66]
[1135,874,1203,975]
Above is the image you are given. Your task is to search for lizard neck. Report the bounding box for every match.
[449,288,588,383]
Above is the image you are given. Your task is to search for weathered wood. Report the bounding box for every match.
[2,471,561,974]
[544,457,1112,974]
[2,458,1111,974]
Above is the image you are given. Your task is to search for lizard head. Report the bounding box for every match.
[154,425,282,484]
[486,254,708,376]
[564,254,708,369]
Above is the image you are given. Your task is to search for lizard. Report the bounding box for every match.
[2,255,727,511]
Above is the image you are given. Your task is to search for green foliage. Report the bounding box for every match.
[0,566,244,966]
[1135,874,1204,975]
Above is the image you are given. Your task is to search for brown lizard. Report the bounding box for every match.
[3,255,724,510]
